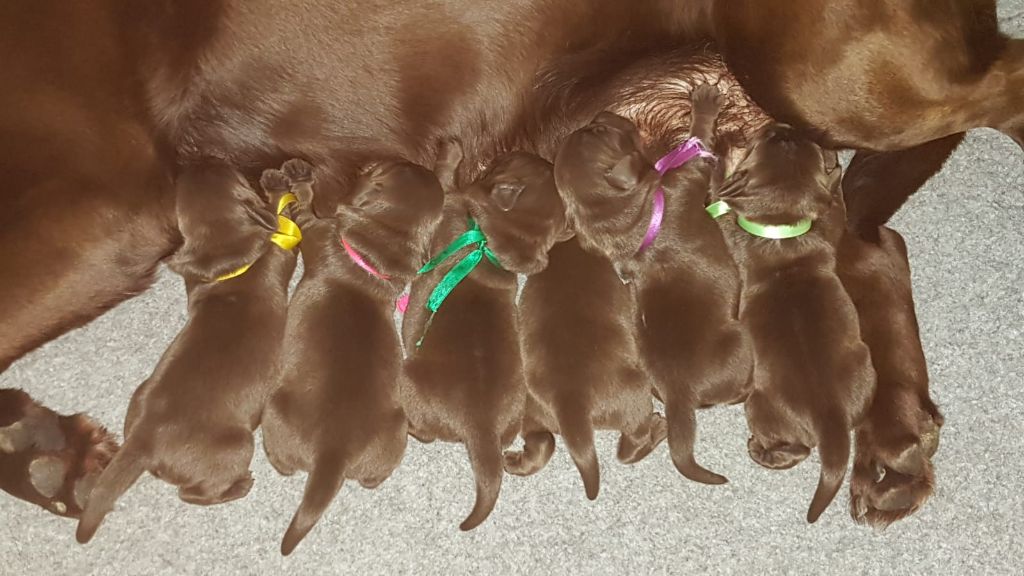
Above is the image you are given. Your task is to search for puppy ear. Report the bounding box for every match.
[604,151,647,191]
[168,180,277,283]
[491,182,526,212]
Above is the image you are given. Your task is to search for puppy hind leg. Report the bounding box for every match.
[503,393,554,476]
[687,84,725,147]
[617,412,667,465]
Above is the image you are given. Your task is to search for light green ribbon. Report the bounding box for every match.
[415,218,502,347]
[705,200,812,239]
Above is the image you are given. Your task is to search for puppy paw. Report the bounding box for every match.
[0,390,119,518]
[502,450,531,475]
[690,84,724,119]
[282,158,315,183]
[260,168,292,195]
[850,409,942,527]
[617,414,667,464]
[747,437,811,470]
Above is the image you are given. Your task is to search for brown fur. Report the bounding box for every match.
[554,87,751,485]
[838,226,942,526]
[401,150,567,530]
[260,158,444,555]
[76,167,297,543]
[713,124,876,522]
[506,238,667,500]
[4,0,1014,523]
[0,389,118,519]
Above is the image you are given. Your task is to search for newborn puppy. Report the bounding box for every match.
[554,86,751,485]
[260,158,444,556]
[402,150,568,530]
[505,238,666,499]
[77,165,298,543]
[711,123,876,522]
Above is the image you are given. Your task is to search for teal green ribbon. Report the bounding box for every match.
[415,218,502,347]
[705,201,812,239]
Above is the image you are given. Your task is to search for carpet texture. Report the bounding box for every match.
[2,5,1022,575]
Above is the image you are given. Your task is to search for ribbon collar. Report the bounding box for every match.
[216,193,302,282]
[637,137,716,253]
[414,218,502,347]
[341,236,390,280]
[705,200,812,239]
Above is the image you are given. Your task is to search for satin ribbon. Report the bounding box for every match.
[704,200,812,239]
[414,218,502,347]
[216,193,302,282]
[637,137,716,253]
[341,236,390,280]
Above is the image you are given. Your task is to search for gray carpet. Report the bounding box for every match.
[3,7,1023,575]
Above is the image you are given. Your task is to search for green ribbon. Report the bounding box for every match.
[415,218,502,347]
[705,201,812,239]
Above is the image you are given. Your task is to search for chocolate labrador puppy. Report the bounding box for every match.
[711,124,876,522]
[76,166,298,543]
[260,158,444,555]
[554,87,751,485]
[402,150,568,530]
[506,238,666,500]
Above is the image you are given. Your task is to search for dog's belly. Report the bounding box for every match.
[150,1,771,182]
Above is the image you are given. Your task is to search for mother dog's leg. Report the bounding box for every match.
[0,0,177,517]
[838,228,942,527]
[842,134,966,238]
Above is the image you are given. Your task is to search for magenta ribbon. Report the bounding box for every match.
[636,137,716,253]
[341,236,391,281]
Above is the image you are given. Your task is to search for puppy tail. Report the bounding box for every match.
[281,456,346,556]
[555,405,600,500]
[807,421,851,523]
[76,436,147,544]
[460,431,503,531]
[665,396,728,485]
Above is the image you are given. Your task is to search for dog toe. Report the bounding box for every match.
[0,395,120,519]
[282,159,315,183]
[260,169,292,194]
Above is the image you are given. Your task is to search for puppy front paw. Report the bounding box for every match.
[690,84,724,120]
[260,168,293,195]
[282,158,315,184]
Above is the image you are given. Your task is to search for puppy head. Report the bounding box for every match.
[554,112,659,259]
[339,159,445,280]
[716,124,840,225]
[168,167,277,282]
[459,152,568,275]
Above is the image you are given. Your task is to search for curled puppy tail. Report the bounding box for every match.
[665,396,728,485]
[460,431,503,531]
[281,456,346,556]
[556,405,600,500]
[807,420,851,523]
[76,435,147,544]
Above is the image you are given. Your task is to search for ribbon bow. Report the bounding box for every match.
[216,193,303,282]
[705,200,812,239]
[637,137,716,253]
[414,218,502,347]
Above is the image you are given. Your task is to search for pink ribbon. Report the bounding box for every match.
[341,236,391,280]
[636,137,715,253]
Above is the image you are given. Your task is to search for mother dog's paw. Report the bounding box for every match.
[0,390,119,518]
[850,409,941,527]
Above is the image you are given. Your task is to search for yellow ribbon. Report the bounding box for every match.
[215,193,302,282]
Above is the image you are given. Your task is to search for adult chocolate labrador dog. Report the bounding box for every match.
[1,0,1020,526]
